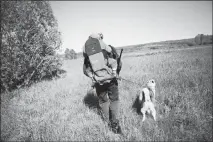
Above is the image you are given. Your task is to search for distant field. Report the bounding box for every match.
[1,44,212,141]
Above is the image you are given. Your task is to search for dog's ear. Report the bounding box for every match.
[148,80,150,83]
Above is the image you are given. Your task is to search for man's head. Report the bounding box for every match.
[98,33,103,40]
[89,33,103,40]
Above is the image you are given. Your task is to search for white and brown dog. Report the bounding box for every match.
[139,79,156,122]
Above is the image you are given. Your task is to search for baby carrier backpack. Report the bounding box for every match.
[84,37,112,77]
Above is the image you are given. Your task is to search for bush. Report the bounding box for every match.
[64,48,77,60]
[1,1,62,92]
[195,34,204,45]
[194,34,212,45]
[149,47,159,50]
[185,42,195,46]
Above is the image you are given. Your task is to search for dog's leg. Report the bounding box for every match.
[151,107,157,121]
[141,107,146,122]
[139,91,143,102]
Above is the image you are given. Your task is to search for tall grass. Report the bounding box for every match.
[1,45,212,141]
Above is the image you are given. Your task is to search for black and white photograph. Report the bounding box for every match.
[1,1,212,141]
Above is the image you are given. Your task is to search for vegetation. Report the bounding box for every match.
[195,34,212,45]
[1,1,212,141]
[1,1,62,92]
[76,34,212,56]
[64,48,77,60]
[1,44,212,141]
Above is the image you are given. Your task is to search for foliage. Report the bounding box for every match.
[64,48,77,60]
[195,34,212,45]
[1,1,62,92]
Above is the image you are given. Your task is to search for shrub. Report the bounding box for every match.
[194,34,212,45]
[186,42,195,46]
[149,47,159,50]
[64,48,77,60]
[1,1,62,92]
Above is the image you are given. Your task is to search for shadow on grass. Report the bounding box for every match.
[83,88,100,109]
[83,89,113,123]
[132,95,142,115]
[132,94,156,120]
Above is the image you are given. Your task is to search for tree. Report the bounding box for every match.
[1,1,62,92]
[64,48,77,60]
[195,34,204,45]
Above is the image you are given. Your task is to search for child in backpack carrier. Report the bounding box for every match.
[83,33,123,134]
[92,57,118,84]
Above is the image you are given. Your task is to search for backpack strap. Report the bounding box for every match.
[83,52,98,77]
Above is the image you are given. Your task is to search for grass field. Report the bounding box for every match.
[1,44,212,141]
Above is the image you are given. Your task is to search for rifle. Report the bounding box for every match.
[117,49,123,75]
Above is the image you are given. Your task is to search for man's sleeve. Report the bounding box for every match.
[99,40,112,53]
[108,45,119,59]
[83,57,93,78]
[109,45,123,74]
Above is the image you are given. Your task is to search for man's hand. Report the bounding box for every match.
[91,76,99,88]
[112,69,118,78]
[90,76,95,82]
[116,76,121,81]
[88,73,96,84]
[111,70,122,81]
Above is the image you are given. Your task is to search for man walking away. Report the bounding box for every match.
[83,33,122,134]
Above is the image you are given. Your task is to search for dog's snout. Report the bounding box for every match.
[150,79,155,84]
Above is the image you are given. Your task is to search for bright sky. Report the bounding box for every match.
[50,1,212,53]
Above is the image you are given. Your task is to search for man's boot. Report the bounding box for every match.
[109,119,123,134]
[99,101,110,123]
[109,101,123,134]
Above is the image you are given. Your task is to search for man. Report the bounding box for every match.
[83,33,122,134]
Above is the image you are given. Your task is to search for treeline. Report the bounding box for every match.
[115,34,212,52]
[1,1,63,92]
[194,34,212,45]
[64,48,77,60]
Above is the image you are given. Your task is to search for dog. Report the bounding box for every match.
[138,79,156,122]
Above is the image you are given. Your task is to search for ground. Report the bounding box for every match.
[1,44,212,141]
